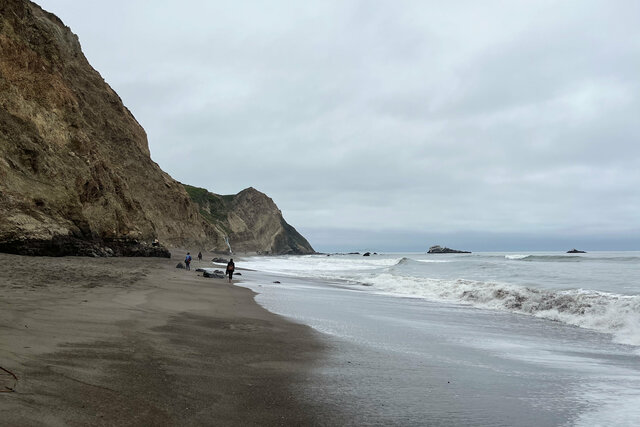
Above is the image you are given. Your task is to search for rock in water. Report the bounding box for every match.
[567,249,587,253]
[0,1,314,256]
[428,245,471,254]
[203,271,224,279]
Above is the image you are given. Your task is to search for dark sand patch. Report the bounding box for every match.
[0,252,329,425]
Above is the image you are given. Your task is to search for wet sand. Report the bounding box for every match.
[0,251,327,426]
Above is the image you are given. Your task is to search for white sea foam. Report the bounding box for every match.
[243,252,640,347]
[505,254,530,260]
[360,273,640,346]
[573,383,640,427]
[240,254,399,277]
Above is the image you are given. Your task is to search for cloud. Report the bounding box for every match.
[37,0,640,249]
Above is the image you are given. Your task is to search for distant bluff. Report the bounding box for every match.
[184,185,314,255]
[0,0,314,256]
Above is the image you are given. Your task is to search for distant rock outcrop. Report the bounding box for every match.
[567,249,586,253]
[0,1,314,256]
[428,245,471,254]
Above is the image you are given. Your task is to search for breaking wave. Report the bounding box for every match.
[364,273,640,346]
[391,257,450,268]
[504,254,640,263]
[505,255,583,262]
[243,253,640,346]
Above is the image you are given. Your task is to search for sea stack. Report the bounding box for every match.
[567,249,587,253]
[428,245,471,254]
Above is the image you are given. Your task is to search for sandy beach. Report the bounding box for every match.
[0,251,328,426]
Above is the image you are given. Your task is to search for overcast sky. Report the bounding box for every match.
[38,0,640,251]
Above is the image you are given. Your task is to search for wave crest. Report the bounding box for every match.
[505,254,583,262]
[367,274,640,346]
[390,257,451,269]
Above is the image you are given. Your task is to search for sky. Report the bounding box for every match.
[37,0,640,252]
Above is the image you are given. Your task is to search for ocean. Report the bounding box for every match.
[237,252,640,426]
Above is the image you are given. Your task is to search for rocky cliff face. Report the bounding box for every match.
[184,185,314,255]
[0,0,313,256]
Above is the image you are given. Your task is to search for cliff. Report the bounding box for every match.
[0,0,313,256]
[184,185,314,255]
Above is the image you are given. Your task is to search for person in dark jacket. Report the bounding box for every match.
[226,259,235,283]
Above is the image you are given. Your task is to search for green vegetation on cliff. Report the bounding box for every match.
[183,184,230,225]
[183,184,315,255]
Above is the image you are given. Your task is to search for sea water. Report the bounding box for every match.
[238,252,640,426]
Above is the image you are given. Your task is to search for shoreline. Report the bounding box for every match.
[0,252,331,425]
[236,252,640,426]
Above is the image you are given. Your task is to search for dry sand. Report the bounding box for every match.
[0,251,329,426]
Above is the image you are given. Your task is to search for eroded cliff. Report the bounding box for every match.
[184,185,314,255]
[0,0,313,256]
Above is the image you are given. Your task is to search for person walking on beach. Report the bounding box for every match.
[226,259,235,283]
[197,251,203,262]
[185,252,192,271]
